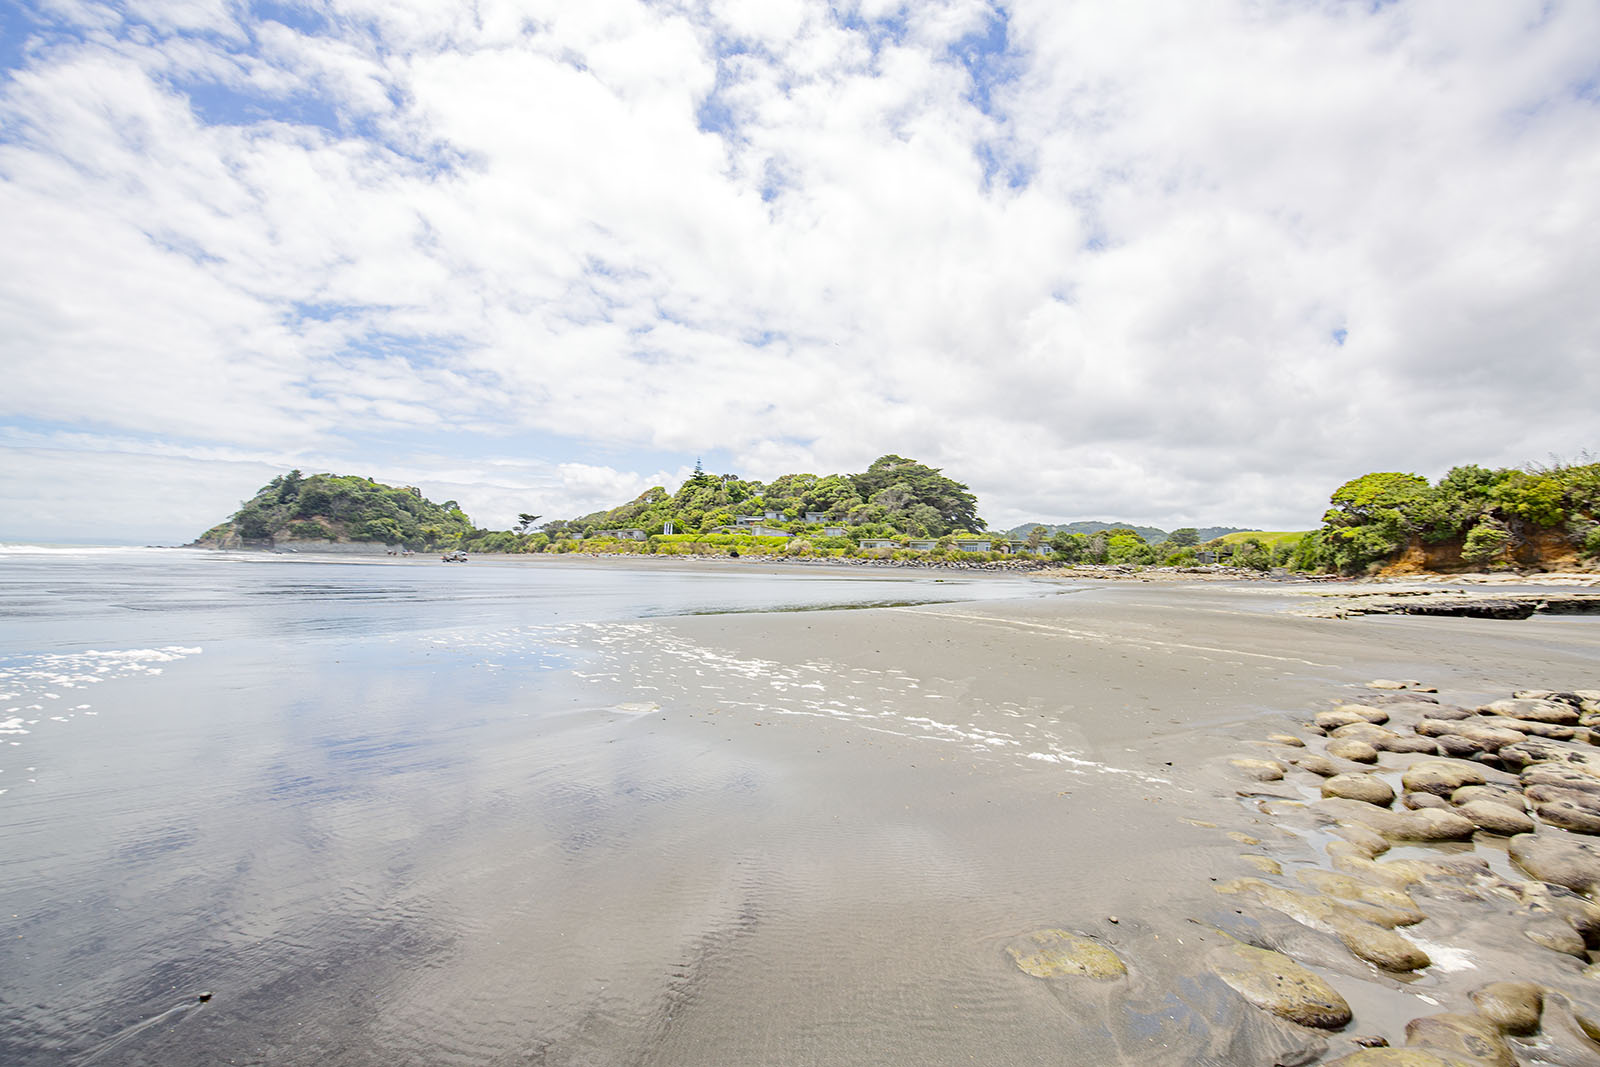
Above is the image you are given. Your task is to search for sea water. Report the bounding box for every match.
[0,548,1035,1065]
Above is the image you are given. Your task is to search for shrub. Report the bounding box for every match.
[1462,520,1512,566]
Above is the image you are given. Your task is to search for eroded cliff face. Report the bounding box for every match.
[1379,527,1593,576]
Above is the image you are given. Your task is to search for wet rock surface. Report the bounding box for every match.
[1207,936,1353,1029]
[1177,679,1600,1064]
[997,676,1600,1063]
[1006,929,1128,979]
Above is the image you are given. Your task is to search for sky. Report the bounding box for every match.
[2,0,1597,544]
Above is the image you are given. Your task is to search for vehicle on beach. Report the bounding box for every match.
[441,551,469,563]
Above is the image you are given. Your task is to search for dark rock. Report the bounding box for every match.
[1403,1013,1515,1067]
[1508,830,1600,895]
[1323,774,1396,806]
[1005,929,1127,979]
[1402,760,1487,797]
[1375,735,1440,755]
[1207,936,1352,1029]
[1454,800,1535,836]
[1480,698,1581,725]
[1467,981,1542,1035]
[1326,739,1380,763]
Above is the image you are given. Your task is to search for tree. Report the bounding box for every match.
[1026,525,1046,550]
[686,457,716,490]
[849,455,983,531]
[1169,527,1199,546]
[516,512,542,533]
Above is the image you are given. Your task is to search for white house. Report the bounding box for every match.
[747,524,793,538]
[952,539,992,553]
[858,538,898,550]
[596,528,647,541]
[820,526,847,538]
[804,511,826,524]
[907,539,938,552]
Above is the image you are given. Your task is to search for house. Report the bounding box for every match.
[804,512,826,524]
[764,510,782,522]
[596,528,647,541]
[734,515,763,526]
[952,539,991,553]
[907,539,938,552]
[858,538,898,550]
[820,526,847,538]
[1006,540,1046,554]
[747,524,793,539]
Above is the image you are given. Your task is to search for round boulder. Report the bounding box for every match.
[1330,915,1431,972]
[1533,796,1600,836]
[1337,704,1392,724]
[1401,760,1486,797]
[1323,774,1396,806]
[1403,1013,1515,1067]
[1480,698,1580,725]
[1330,722,1398,745]
[1230,757,1286,781]
[1468,981,1543,1035]
[1455,800,1535,836]
[1509,830,1600,895]
[1451,784,1525,808]
[1318,709,1374,731]
[1375,735,1440,755]
[1413,720,1524,754]
[1327,739,1380,763]
[1500,738,1600,773]
[1005,929,1127,979]
[1402,792,1449,811]
[1523,765,1600,795]
[1293,753,1347,777]
[1207,937,1352,1029]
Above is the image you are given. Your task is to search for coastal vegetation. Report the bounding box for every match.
[196,471,478,550]
[196,457,1598,576]
[1294,461,1600,574]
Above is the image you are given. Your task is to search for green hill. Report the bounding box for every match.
[546,454,985,541]
[194,471,478,550]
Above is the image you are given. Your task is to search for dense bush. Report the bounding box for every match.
[203,471,479,550]
[1299,461,1600,573]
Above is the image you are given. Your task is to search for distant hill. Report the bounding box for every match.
[1003,521,1250,543]
[193,471,477,549]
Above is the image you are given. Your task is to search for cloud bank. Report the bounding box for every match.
[2,0,1597,540]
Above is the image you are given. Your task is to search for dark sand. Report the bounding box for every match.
[489,578,1600,1064]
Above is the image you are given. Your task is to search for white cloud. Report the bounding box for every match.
[2,0,1597,542]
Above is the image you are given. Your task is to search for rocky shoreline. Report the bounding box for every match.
[1304,590,1600,620]
[1007,681,1600,1064]
[1213,684,1600,1063]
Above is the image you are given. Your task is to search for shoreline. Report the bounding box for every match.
[174,540,1600,586]
[588,575,1600,1062]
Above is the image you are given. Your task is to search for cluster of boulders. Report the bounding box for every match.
[1214,682,1600,1063]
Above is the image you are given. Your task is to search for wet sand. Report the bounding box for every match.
[487,580,1600,1064]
